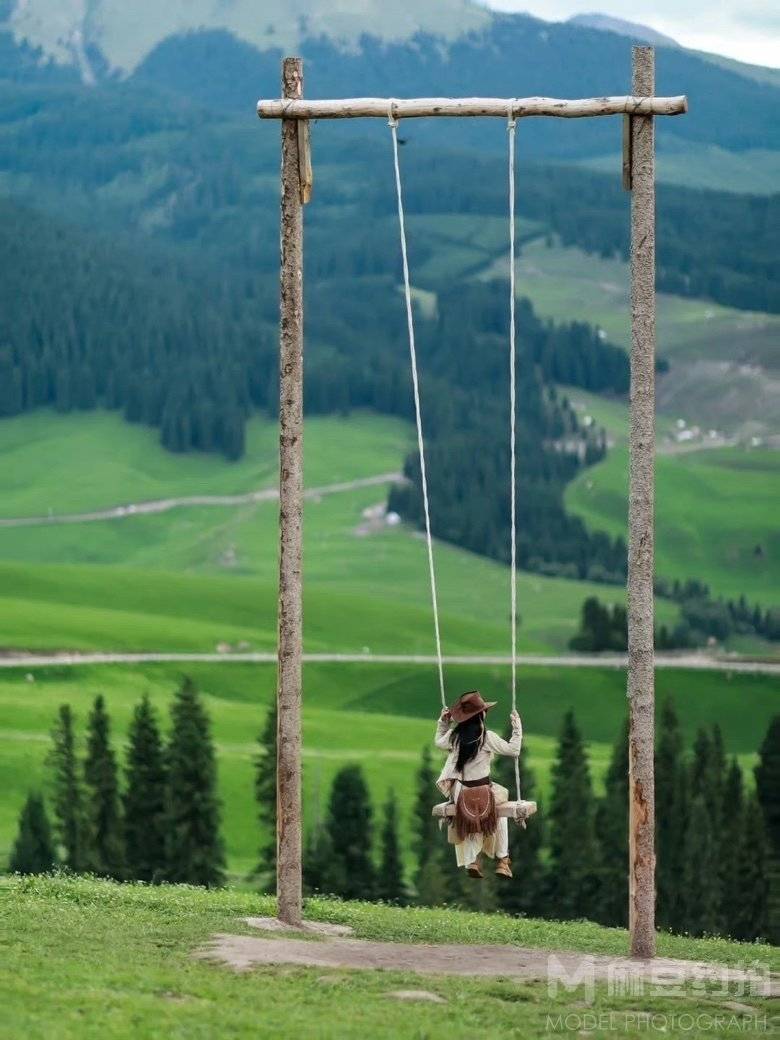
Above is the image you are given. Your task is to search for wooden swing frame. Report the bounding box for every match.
[258,46,687,959]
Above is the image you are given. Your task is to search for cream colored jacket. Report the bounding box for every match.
[434,716,522,797]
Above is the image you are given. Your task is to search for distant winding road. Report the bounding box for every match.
[0,472,403,528]
[0,651,778,675]
[0,469,777,675]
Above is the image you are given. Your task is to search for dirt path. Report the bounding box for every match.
[0,472,402,528]
[199,926,776,993]
[1,649,778,674]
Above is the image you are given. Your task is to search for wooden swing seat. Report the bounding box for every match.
[431,799,537,822]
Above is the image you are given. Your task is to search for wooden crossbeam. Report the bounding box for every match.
[258,95,687,120]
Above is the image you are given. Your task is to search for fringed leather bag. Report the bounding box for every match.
[454,780,497,842]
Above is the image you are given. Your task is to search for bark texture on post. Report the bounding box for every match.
[628,45,657,959]
[277,56,304,927]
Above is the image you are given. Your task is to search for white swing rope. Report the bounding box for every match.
[508,105,522,806]
[389,104,525,811]
[388,102,446,710]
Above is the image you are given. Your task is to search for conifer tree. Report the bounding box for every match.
[682,792,720,936]
[690,723,728,802]
[9,793,56,874]
[415,845,450,908]
[325,764,375,900]
[377,790,405,903]
[48,704,86,872]
[303,760,332,894]
[666,765,690,933]
[547,711,598,920]
[754,715,780,857]
[83,695,124,878]
[495,745,546,917]
[461,862,500,914]
[685,726,723,931]
[165,677,225,887]
[689,727,707,791]
[754,716,780,943]
[710,724,727,810]
[412,745,440,889]
[594,718,629,926]
[732,797,769,942]
[303,822,334,896]
[438,835,470,907]
[655,699,686,930]
[123,695,167,882]
[254,701,277,883]
[719,758,744,937]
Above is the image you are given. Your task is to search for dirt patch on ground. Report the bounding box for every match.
[197,930,776,995]
[241,916,353,937]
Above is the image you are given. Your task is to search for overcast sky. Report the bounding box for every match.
[483,1,779,67]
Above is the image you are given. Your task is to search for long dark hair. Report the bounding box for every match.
[452,712,486,773]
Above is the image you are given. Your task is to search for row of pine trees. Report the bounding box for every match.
[9,680,778,944]
[10,679,224,886]
[255,701,778,943]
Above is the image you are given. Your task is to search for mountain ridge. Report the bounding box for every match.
[129,20,779,160]
[5,0,779,93]
[6,0,489,78]
[567,14,679,49]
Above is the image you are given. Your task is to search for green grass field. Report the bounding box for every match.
[3,876,774,1039]
[0,410,410,518]
[578,141,780,195]
[563,389,780,605]
[370,207,777,441]
[510,238,780,368]
[0,660,774,876]
[0,553,681,656]
[0,410,681,655]
[390,214,778,438]
[404,213,542,283]
[487,237,780,440]
[0,410,776,876]
[0,406,776,875]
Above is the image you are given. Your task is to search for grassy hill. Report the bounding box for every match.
[0,410,409,518]
[0,409,682,656]
[2,405,773,615]
[563,389,779,605]
[0,412,776,874]
[4,876,774,1040]
[382,218,779,441]
[483,236,780,440]
[578,142,780,195]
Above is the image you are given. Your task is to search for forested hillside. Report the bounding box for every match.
[0,72,775,313]
[0,200,266,459]
[0,36,776,593]
[0,195,633,577]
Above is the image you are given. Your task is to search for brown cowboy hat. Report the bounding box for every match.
[449,690,497,724]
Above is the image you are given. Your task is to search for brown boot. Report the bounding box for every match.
[495,856,513,879]
[466,858,484,879]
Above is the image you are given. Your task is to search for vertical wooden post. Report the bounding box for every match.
[277,55,304,927]
[627,44,656,959]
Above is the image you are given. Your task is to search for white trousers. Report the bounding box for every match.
[449,781,509,867]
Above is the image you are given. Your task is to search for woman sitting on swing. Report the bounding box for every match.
[435,691,522,879]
